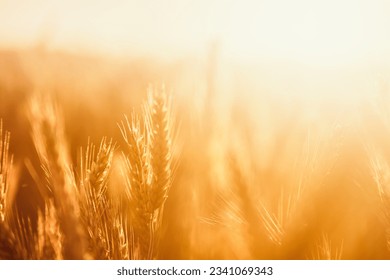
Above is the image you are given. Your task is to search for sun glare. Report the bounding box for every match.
[2,0,390,261]
[0,0,389,65]
[220,0,390,66]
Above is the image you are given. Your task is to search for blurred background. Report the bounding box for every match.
[2,0,390,259]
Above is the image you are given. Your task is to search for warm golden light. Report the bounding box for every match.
[1,0,390,260]
[1,0,390,64]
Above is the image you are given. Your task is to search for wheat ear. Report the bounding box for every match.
[78,138,120,259]
[119,113,153,258]
[119,86,174,259]
[146,85,173,212]
[28,95,86,259]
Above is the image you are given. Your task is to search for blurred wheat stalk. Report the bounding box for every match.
[0,86,174,260]
[2,83,390,260]
[0,119,17,259]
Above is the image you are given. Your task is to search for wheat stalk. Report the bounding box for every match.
[0,220,20,259]
[312,234,343,260]
[119,113,151,257]
[369,149,390,251]
[0,120,21,260]
[79,138,129,259]
[0,119,13,223]
[11,211,36,259]
[28,95,86,259]
[119,113,155,258]
[119,86,174,259]
[146,85,173,212]
[36,200,63,259]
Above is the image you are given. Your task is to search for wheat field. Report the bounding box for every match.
[1,1,390,261]
[0,48,390,260]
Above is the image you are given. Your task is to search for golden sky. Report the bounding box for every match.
[1,0,390,66]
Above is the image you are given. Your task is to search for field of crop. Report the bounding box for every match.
[1,47,390,260]
[2,0,390,263]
